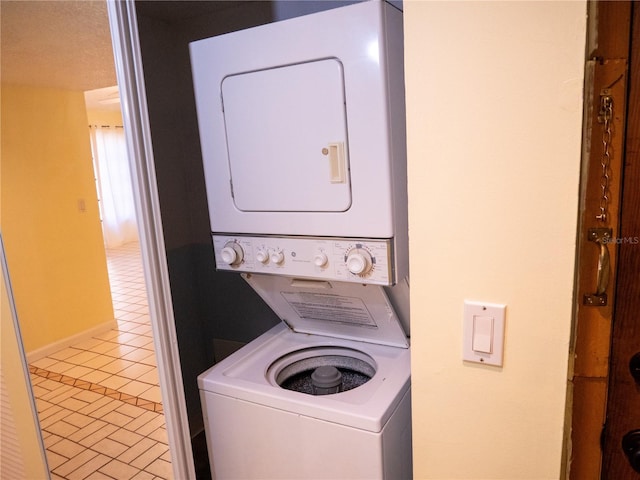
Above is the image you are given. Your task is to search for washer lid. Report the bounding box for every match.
[243,274,409,348]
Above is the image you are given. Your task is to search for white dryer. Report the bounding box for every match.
[198,274,411,480]
[190,0,408,286]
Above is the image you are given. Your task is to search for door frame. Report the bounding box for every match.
[106,3,195,478]
[566,1,633,478]
[107,1,636,477]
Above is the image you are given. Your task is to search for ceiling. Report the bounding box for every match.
[0,0,251,109]
[1,0,362,109]
[1,1,116,92]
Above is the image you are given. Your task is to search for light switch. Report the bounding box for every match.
[472,315,493,353]
[463,301,506,366]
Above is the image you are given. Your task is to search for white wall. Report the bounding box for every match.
[404,2,586,478]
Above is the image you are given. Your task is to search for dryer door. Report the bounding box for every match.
[221,59,352,213]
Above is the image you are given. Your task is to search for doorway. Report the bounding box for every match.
[0,2,176,478]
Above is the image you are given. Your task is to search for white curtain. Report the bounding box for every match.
[89,126,138,248]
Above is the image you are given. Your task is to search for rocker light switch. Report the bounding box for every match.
[472,316,493,353]
[463,301,506,366]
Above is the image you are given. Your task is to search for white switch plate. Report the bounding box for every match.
[463,300,506,367]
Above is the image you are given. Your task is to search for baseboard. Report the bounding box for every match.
[25,320,117,363]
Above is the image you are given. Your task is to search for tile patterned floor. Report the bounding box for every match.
[29,242,173,480]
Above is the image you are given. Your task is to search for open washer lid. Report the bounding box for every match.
[243,274,409,348]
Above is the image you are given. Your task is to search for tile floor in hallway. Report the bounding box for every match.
[29,242,173,480]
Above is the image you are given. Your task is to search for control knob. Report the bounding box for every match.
[346,249,373,276]
[314,252,328,268]
[220,242,244,266]
[255,249,269,264]
[270,250,285,265]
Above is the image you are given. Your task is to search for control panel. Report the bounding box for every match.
[212,234,395,285]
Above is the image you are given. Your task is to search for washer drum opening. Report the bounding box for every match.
[268,348,377,396]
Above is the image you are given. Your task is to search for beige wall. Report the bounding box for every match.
[1,84,114,355]
[404,1,586,478]
[1,140,48,480]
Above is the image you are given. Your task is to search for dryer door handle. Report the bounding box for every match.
[324,142,346,184]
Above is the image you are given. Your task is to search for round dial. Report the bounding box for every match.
[314,252,328,268]
[220,242,244,266]
[346,249,373,276]
[255,249,269,264]
[270,250,285,265]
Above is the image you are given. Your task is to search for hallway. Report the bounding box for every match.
[28,242,172,479]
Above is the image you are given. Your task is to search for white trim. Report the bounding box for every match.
[106,2,195,479]
[26,320,116,363]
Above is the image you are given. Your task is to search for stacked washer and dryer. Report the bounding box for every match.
[190,1,411,478]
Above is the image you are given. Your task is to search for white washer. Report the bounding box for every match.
[198,274,411,480]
